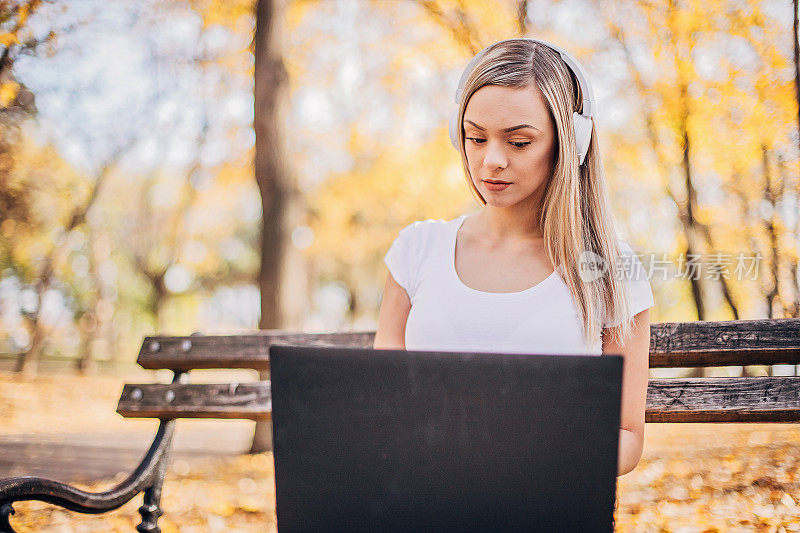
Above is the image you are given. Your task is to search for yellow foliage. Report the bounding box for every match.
[181,0,253,29]
[18,4,30,25]
[307,128,473,288]
[1,135,88,280]
[592,0,798,316]
[0,32,18,47]
[0,80,20,107]
[286,0,315,33]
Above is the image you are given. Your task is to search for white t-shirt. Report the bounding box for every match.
[383,214,654,355]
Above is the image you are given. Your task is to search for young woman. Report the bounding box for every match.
[373,38,654,476]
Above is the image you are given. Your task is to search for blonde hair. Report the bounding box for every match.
[455,39,634,349]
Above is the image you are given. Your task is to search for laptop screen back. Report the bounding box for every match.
[270,346,622,532]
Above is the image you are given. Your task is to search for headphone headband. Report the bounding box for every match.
[454,38,595,119]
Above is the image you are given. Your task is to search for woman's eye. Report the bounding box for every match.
[465,137,529,148]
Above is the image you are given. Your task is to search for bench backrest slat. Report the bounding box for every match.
[649,319,800,367]
[137,319,800,370]
[137,331,375,371]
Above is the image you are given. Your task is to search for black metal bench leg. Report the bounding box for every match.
[0,419,176,532]
[0,503,16,533]
[136,435,171,533]
[136,371,186,533]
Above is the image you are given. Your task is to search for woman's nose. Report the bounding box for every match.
[483,141,508,170]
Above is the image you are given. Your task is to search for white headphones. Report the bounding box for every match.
[448,38,596,166]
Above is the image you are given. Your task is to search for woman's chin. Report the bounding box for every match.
[482,197,517,208]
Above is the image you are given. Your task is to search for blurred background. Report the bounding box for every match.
[0,0,797,375]
[2,1,800,530]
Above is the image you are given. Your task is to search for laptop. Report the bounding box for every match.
[269,346,623,532]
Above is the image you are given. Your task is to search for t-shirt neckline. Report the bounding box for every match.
[451,213,559,299]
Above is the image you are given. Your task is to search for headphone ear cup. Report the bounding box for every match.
[573,112,593,165]
[449,110,460,149]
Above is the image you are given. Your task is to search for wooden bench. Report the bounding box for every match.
[1,318,799,532]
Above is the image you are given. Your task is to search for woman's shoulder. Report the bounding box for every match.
[610,238,651,286]
[395,214,467,239]
[403,214,467,228]
[385,215,466,296]
[613,239,646,269]
[615,239,640,254]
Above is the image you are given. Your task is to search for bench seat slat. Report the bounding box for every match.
[117,382,271,420]
[137,332,375,371]
[649,319,800,367]
[117,377,800,423]
[646,377,800,422]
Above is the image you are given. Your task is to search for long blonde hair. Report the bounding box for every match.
[455,39,634,349]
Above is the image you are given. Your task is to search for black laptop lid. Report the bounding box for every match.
[270,346,623,532]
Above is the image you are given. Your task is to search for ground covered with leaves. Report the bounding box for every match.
[2,372,800,531]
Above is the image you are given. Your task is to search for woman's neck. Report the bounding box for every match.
[476,205,544,242]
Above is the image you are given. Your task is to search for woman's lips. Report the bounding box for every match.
[483,179,511,191]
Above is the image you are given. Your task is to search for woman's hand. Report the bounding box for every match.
[373,272,411,350]
[603,308,651,476]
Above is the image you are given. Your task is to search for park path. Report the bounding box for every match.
[0,370,262,484]
[0,421,256,483]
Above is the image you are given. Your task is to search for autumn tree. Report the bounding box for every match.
[594,0,797,324]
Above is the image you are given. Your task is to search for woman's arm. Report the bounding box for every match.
[602,308,651,476]
[373,272,412,349]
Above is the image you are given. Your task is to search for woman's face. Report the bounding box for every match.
[462,83,557,209]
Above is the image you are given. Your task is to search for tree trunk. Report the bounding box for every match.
[777,154,799,318]
[251,0,290,454]
[669,4,703,375]
[14,144,121,377]
[792,0,800,318]
[78,230,114,374]
[761,146,782,318]
[515,0,530,35]
[17,289,46,380]
[77,311,98,375]
[676,82,705,322]
[143,271,168,333]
